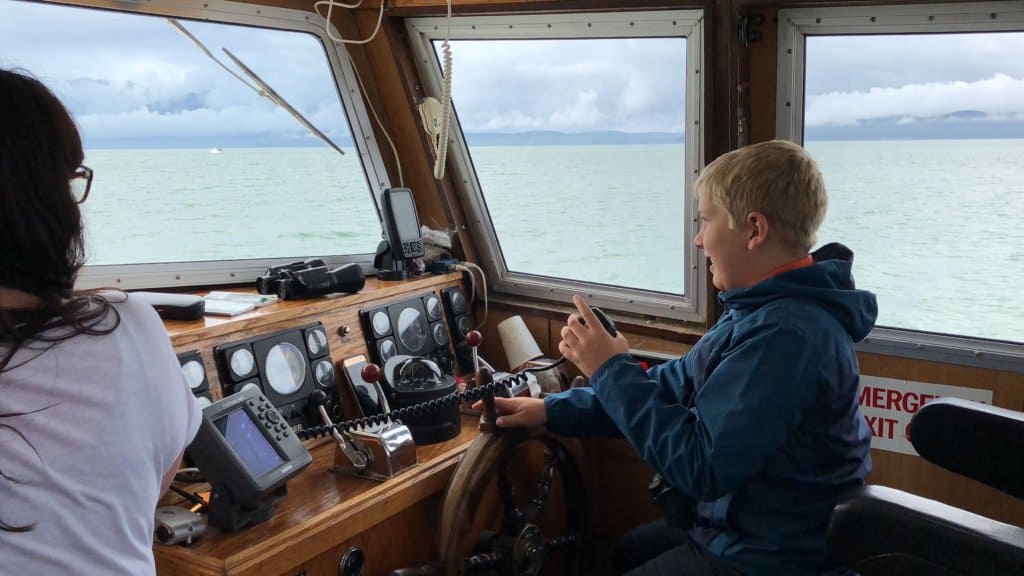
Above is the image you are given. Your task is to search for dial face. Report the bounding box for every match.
[378,339,397,362]
[239,381,260,394]
[229,348,256,379]
[449,290,467,315]
[432,323,449,347]
[314,359,335,388]
[457,316,472,338]
[371,311,391,337]
[396,308,428,354]
[181,360,205,390]
[195,395,213,409]
[264,342,306,396]
[424,295,442,321]
[306,328,328,357]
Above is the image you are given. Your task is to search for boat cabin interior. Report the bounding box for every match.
[2,0,1024,574]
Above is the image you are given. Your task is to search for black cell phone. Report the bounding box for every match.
[381,187,424,259]
[341,355,384,418]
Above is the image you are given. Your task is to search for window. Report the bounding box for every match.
[778,2,1024,367]
[407,11,705,322]
[0,0,389,289]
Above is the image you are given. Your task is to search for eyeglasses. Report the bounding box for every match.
[70,165,93,204]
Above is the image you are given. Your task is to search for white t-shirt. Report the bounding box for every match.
[0,294,202,575]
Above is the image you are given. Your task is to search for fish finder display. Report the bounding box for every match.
[215,408,284,479]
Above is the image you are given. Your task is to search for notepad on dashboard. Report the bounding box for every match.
[202,299,255,317]
[204,291,278,307]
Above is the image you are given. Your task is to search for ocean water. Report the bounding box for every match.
[79,140,1024,342]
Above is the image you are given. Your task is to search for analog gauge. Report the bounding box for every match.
[195,395,213,409]
[449,290,467,315]
[396,308,428,354]
[180,360,205,391]
[229,348,255,380]
[378,339,397,362]
[314,359,335,388]
[457,316,472,339]
[432,323,449,347]
[240,381,260,394]
[424,295,442,321]
[371,311,391,337]
[306,328,328,357]
[264,342,306,396]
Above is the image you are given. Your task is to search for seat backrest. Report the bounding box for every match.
[910,398,1024,500]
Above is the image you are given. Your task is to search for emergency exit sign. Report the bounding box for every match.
[858,375,992,456]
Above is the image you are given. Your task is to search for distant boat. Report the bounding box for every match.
[209,147,223,153]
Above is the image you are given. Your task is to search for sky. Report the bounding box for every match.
[1,0,1023,147]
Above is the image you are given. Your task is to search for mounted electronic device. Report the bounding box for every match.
[374,187,425,281]
[186,386,312,531]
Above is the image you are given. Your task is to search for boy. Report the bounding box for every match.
[487,140,876,575]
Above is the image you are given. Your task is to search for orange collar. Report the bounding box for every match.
[758,255,813,283]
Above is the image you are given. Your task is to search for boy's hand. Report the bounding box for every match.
[559,295,629,378]
[471,397,547,428]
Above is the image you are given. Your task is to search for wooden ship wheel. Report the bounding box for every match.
[437,426,589,576]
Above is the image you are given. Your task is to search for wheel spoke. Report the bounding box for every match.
[497,459,525,532]
[524,447,557,525]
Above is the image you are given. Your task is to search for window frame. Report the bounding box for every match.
[35,0,393,290]
[406,11,706,323]
[777,1,1024,371]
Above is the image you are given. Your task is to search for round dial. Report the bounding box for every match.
[314,359,335,388]
[264,342,306,396]
[180,360,205,390]
[424,295,442,321]
[371,311,391,337]
[306,328,328,357]
[432,323,449,347]
[239,381,260,394]
[378,339,397,362]
[396,308,428,354]
[456,316,472,339]
[229,348,255,379]
[195,395,213,409]
[449,290,467,315]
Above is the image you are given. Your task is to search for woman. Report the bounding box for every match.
[0,68,202,574]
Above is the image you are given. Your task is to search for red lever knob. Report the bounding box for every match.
[361,363,381,383]
[465,330,483,348]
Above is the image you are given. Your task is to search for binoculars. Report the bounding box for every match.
[256,258,365,300]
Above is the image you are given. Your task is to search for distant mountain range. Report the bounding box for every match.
[86,112,1024,149]
[805,110,1024,141]
[464,130,685,146]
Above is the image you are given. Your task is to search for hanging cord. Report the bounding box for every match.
[433,0,454,179]
[296,372,530,440]
[347,52,403,187]
[454,262,488,329]
[314,0,386,45]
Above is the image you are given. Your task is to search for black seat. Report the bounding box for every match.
[826,398,1024,576]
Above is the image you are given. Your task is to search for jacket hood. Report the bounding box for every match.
[719,242,878,341]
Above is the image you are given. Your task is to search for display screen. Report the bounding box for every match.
[215,408,284,478]
[389,190,420,241]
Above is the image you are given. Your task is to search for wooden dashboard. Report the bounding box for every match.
[155,273,490,576]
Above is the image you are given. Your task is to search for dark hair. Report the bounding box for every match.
[0,69,121,531]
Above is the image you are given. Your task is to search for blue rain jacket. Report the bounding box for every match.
[545,243,877,575]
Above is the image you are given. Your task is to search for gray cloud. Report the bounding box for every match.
[2,1,1022,143]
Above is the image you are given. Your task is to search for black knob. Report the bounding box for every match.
[338,546,365,576]
[309,390,328,407]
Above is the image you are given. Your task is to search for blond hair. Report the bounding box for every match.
[696,140,827,253]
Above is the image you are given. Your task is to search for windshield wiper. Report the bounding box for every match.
[166,18,344,155]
